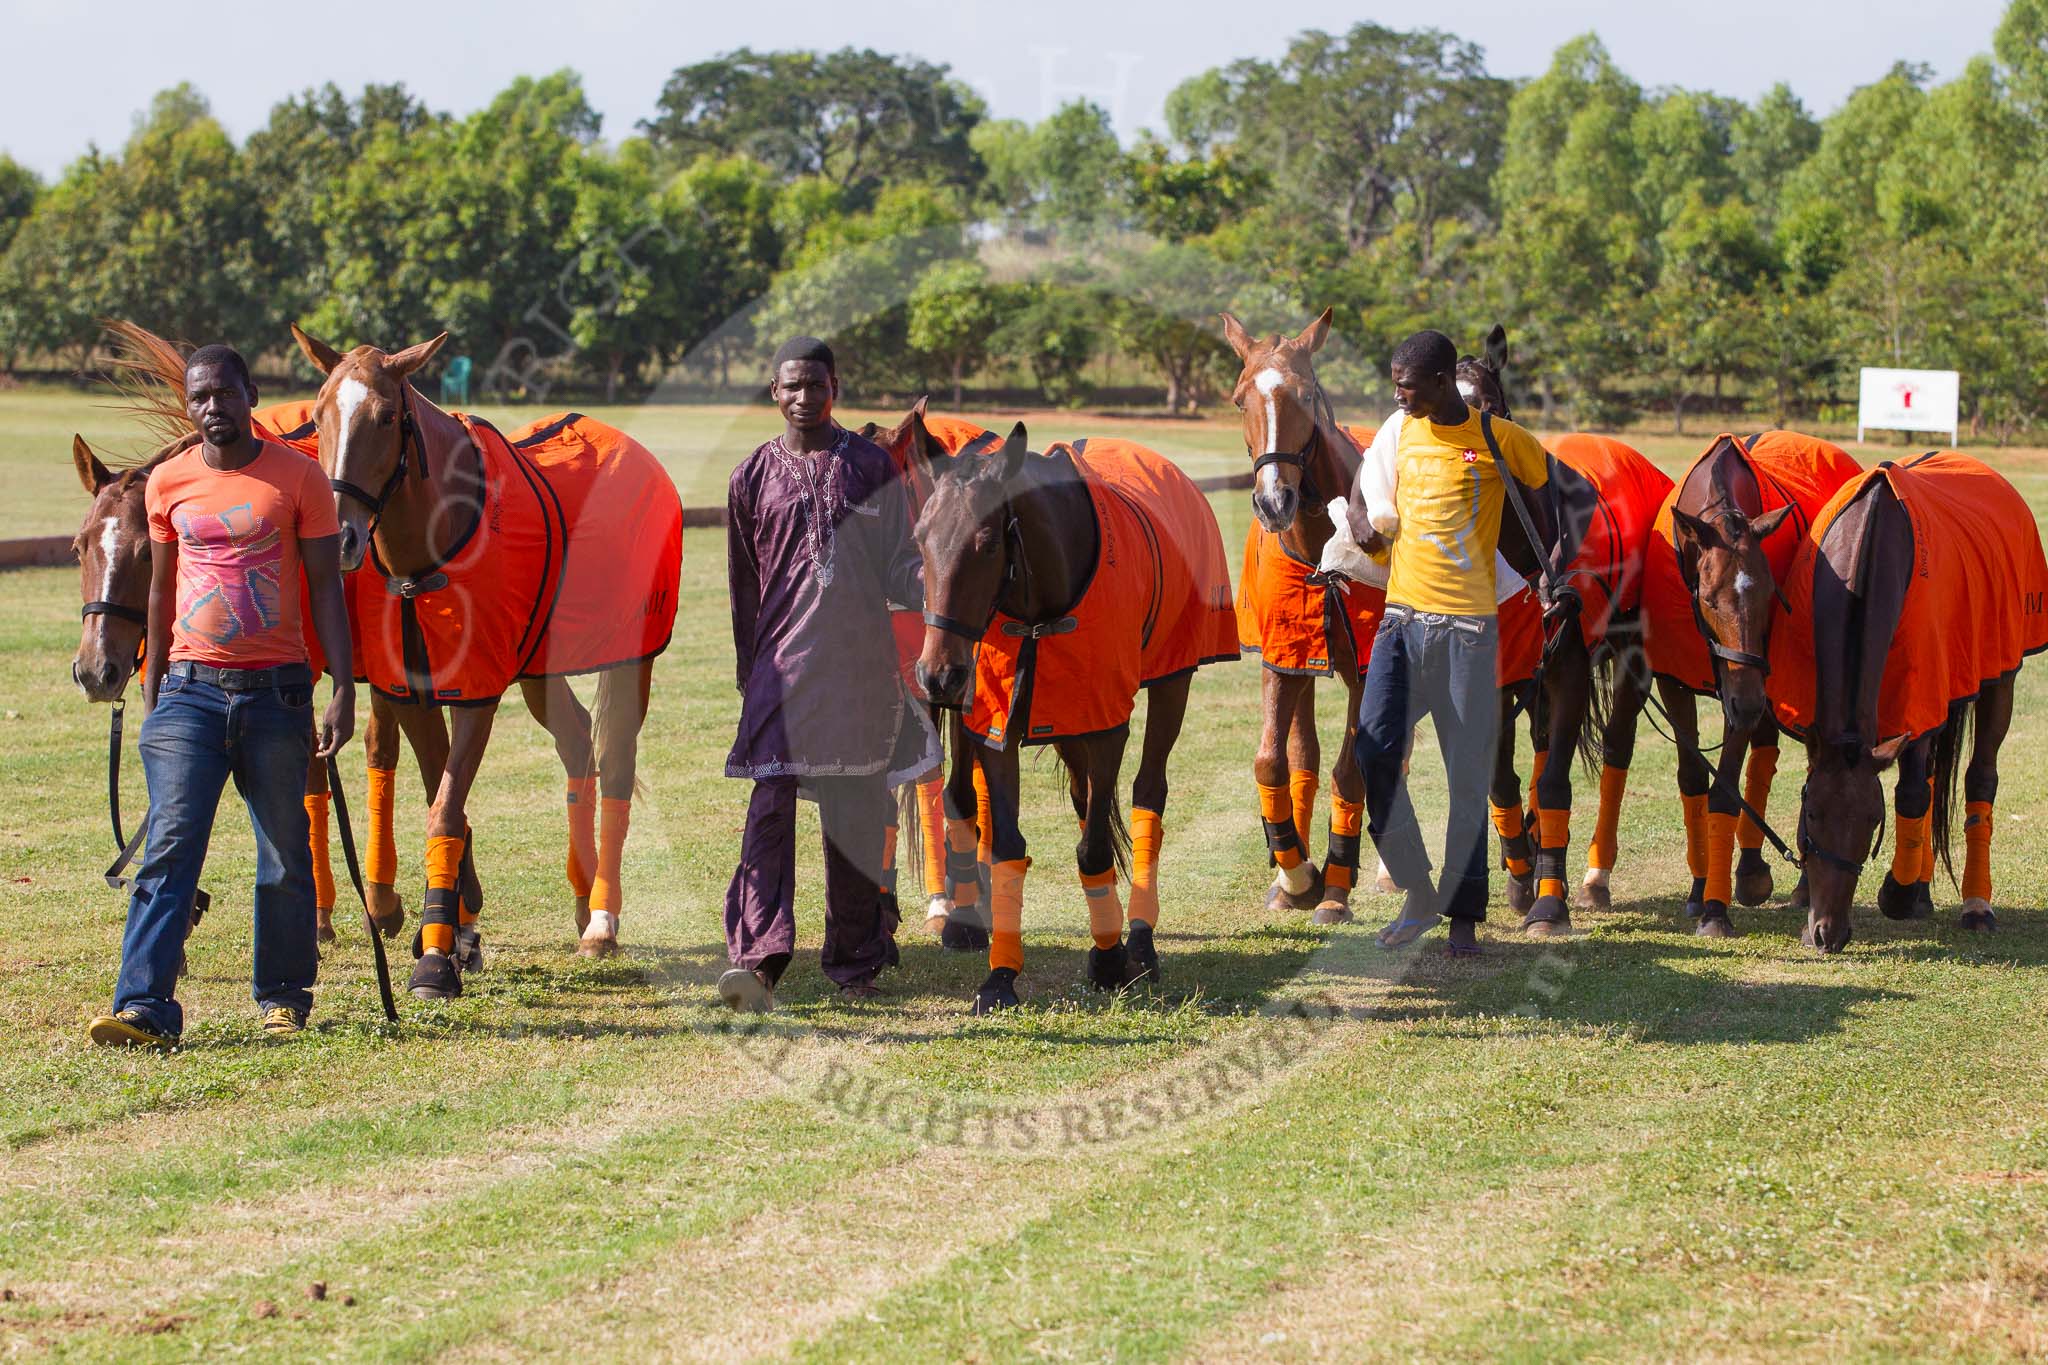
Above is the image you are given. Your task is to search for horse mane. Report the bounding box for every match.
[99,319,196,460]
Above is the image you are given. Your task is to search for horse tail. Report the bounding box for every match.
[1931,698,1974,886]
[100,319,194,450]
[1046,742,1130,878]
[895,703,945,895]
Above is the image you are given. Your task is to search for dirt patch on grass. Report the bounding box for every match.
[1932,1250,2048,1357]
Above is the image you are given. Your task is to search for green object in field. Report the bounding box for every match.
[440,355,472,407]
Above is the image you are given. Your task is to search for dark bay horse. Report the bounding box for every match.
[290,324,678,1000]
[908,422,1235,1013]
[1453,330,1673,933]
[1643,431,1860,934]
[1771,453,2045,952]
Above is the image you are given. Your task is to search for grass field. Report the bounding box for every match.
[7,396,2048,1360]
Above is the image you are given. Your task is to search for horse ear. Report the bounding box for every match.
[1749,505,1794,541]
[911,394,929,419]
[1869,734,1908,766]
[1672,507,1714,545]
[291,322,343,375]
[385,332,449,380]
[906,408,948,486]
[1219,312,1253,360]
[1484,324,1508,375]
[1297,307,1333,354]
[999,422,1028,483]
[73,435,114,494]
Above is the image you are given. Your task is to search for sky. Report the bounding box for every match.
[0,0,2014,179]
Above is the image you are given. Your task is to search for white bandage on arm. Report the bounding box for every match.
[1355,409,1403,537]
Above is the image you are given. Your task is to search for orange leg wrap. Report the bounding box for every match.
[991,858,1027,972]
[1490,801,1531,879]
[1538,807,1571,901]
[973,764,994,867]
[1918,779,1936,884]
[1129,808,1162,926]
[1082,867,1123,949]
[1963,801,1994,902]
[366,766,398,886]
[422,833,463,954]
[1588,765,1627,872]
[1289,769,1319,859]
[946,816,981,909]
[918,776,947,899]
[1736,747,1778,852]
[304,792,334,912]
[1703,811,1736,906]
[1681,793,1709,881]
[1890,809,1930,887]
[565,774,598,899]
[1528,750,1549,818]
[590,797,630,914]
[1323,794,1363,892]
[1258,782,1304,869]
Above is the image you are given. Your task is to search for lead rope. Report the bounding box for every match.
[102,697,212,920]
[327,754,399,1022]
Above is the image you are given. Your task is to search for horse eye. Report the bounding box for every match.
[378,412,397,427]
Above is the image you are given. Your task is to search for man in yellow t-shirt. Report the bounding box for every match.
[1351,330,1555,957]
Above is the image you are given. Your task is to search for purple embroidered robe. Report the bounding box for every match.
[726,429,935,782]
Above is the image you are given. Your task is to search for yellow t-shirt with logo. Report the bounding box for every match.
[1386,411,1550,617]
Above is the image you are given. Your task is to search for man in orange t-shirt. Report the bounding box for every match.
[88,344,355,1050]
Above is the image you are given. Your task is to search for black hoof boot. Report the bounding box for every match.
[973,967,1020,1015]
[1087,943,1131,991]
[408,951,463,1001]
[1684,876,1707,920]
[1878,873,1930,921]
[1915,880,1935,920]
[452,925,486,972]
[1695,902,1735,938]
[1505,873,1536,916]
[1734,848,1774,907]
[942,917,990,953]
[1523,896,1571,938]
[1124,920,1161,984]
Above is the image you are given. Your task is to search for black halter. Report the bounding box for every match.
[80,600,147,628]
[329,387,423,527]
[1248,368,1341,512]
[1681,504,1781,677]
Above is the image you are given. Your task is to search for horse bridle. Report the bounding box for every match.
[329,387,424,529]
[1248,367,1341,511]
[922,509,1033,644]
[80,599,147,629]
[1682,503,1794,678]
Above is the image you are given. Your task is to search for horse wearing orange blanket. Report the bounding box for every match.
[1768,452,2048,952]
[291,324,680,1002]
[909,422,1238,1013]
[1641,429,1862,935]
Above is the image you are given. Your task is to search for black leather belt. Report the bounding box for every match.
[168,660,315,691]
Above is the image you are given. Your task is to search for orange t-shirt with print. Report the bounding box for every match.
[145,442,340,668]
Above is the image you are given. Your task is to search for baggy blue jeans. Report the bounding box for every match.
[113,664,318,1035]
[1354,607,1500,922]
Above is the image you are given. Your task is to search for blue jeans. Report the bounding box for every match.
[113,665,318,1034]
[1355,608,1500,922]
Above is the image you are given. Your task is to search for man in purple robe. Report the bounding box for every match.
[721,336,936,1010]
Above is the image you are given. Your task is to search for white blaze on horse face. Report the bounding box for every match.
[97,516,122,603]
[333,376,370,476]
[1457,379,1477,403]
[1254,368,1288,504]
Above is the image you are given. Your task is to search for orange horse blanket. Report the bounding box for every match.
[1769,452,2048,742]
[354,412,682,704]
[1643,430,1861,694]
[1550,433,1672,645]
[967,438,1237,747]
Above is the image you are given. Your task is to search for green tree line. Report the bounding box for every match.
[3,5,2046,435]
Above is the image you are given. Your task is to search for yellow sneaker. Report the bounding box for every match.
[87,1010,178,1051]
[260,1006,308,1038]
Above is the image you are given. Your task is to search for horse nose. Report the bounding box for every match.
[1255,485,1298,532]
[916,661,968,708]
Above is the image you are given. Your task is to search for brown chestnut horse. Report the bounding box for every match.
[290,324,679,1001]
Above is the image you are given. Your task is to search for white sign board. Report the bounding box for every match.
[1858,366,1959,445]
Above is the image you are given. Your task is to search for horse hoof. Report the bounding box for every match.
[1505,873,1535,916]
[1312,901,1355,926]
[973,967,1020,1015]
[316,916,337,947]
[408,952,463,1001]
[1878,873,1926,921]
[1695,906,1735,939]
[1915,881,1935,921]
[574,896,590,936]
[1270,865,1327,913]
[1734,849,1773,907]
[1373,860,1401,895]
[577,911,619,959]
[1576,870,1611,912]
[1124,921,1161,984]
[1523,897,1571,938]
[1960,898,1997,932]
[368,884,406,938]
[575,936,617,959]
[941,917,989,953]
[1087,943,1132,991]
[1684,877,1707,919]
[923,895,953,936]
